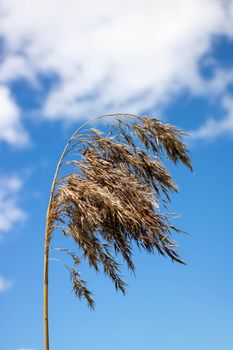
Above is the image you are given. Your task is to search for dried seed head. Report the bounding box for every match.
[49,115,192,307]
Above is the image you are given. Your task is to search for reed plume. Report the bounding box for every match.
[44,114,192,349]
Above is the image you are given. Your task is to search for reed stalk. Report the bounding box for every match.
[43,114,192,350]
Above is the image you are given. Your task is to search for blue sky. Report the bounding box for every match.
[0,1,233,349]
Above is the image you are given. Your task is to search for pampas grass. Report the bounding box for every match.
[43,114,192,349]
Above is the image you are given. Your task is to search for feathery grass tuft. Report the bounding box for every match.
[47,115,192,308]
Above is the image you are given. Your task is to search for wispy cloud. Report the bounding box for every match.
[0,175,26,240]
[0,275,13,293]
[191,96,233,140]
[0,86,29,146]
[0,0,233,144]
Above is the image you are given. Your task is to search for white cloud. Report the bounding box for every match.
[0,86,29,146]
[0,55,35,84]
[0,275,13,293]
[0,0,233,142]
[0,175,26,239]
[191,96,233,140]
